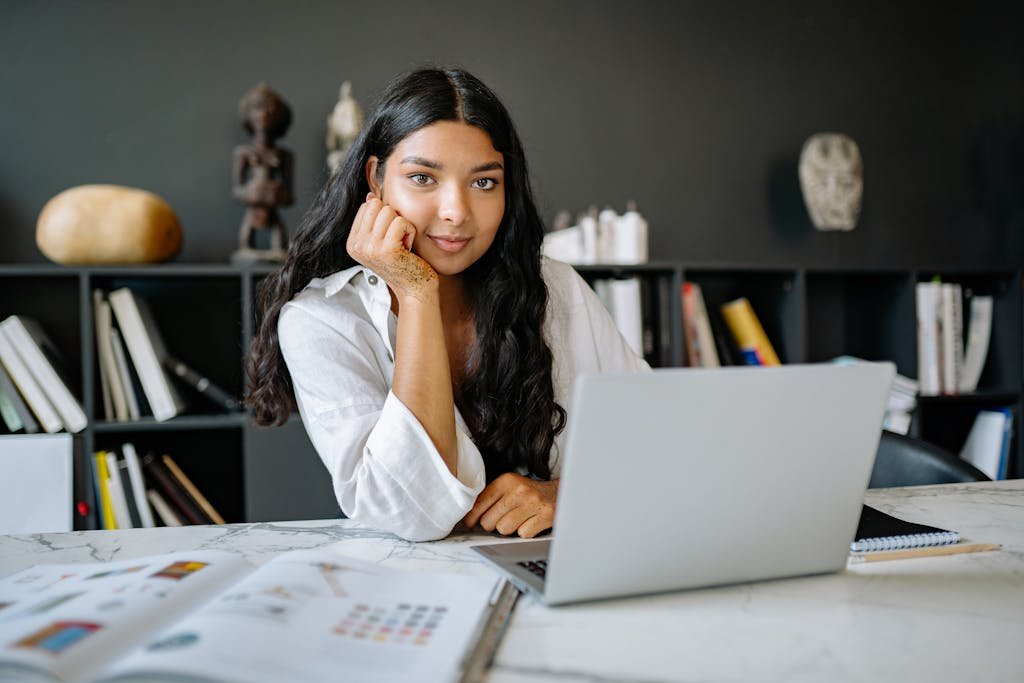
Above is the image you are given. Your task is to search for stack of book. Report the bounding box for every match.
[93,288,239,422]
[915,280,993,396]
[78,441,227,530]
[680,284,781,367]
[830,356,918,434]
[0,316,86,434]
[592,277,672,367]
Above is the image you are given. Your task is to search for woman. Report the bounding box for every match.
[246,68,648,542]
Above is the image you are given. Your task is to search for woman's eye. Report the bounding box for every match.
[409,174,434,186]
[473,178,498,190]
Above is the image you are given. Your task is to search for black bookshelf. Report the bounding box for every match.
[0,262,1020,523]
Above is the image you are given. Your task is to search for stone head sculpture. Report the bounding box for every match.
[798,133,863,231]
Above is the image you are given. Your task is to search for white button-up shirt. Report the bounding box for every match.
[278,257,650,541]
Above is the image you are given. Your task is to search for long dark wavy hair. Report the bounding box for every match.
[245,67,566,480]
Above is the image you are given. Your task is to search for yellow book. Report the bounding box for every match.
[720,297,781,366]
[94,451,118,530]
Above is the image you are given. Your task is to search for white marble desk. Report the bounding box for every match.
[2,480,1022,683]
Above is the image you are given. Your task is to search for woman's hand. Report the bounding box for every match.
[346,193,438,301]
[462,473,559,538]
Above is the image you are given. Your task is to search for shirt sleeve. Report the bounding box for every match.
[278,302,486,542]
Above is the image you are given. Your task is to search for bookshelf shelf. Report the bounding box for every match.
[93,413,248,432]
[1,261,1020,525]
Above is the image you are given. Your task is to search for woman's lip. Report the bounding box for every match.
[428,235,470,253]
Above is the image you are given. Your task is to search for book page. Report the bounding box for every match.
[101,546,502,683]
[0,550,252,683]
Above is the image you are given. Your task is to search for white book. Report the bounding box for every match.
[98,297,130,421]
[915,282,941,396]
[92,290,114,420]
[108,288,185,422]
[959,409,1008,480]
[110,327,141,421]
[104,451,134,530]
[0,328,63,433]
[0,316,86,433]
[939,283,963,395]
[959,295,993,393]
[146,488,183,526]
[609,277,644,358]
[122,443,156,528]
[691,283,720,368]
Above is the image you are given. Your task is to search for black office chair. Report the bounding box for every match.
[868,431,990,488]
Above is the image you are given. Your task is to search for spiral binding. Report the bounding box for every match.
[850,531,960,553]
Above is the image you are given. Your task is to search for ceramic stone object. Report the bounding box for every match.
[798,133,863,231]
[36,184,183,264]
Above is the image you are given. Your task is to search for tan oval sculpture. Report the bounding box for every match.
[36,185,183,264]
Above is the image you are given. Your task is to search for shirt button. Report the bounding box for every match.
[367,275,378,286]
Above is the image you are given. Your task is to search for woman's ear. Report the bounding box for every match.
[365,156,382,196]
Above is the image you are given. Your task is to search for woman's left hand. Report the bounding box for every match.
[462,473,559,538]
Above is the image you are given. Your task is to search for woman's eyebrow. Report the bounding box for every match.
[399,156,504,173]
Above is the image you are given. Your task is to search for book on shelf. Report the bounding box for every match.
[146,488,183,527]
[608,277,644,358]
[0,361,35,433]
[92,453,118,531]
[830,356,918,434]
[93,291,131,422]
[108,328,141,421]
[107,288,185,422]
[917,280,993,396]
[0,547,512,683]
[91,291,114,421]
[719,297,781,366]
[0,317,87,434]
[141,452,215,525]
[681,282,720,368]
[102,451,133,530]
[938,282,964,396]
[0,433,74,535]
[915,281,942,395]
[121,443,156,528]
[959,295,993,393]
[959,408,1013,480]
[161,454,227,525]
[0,324,64,433]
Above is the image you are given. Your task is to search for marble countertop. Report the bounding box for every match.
[2,480,1022,683]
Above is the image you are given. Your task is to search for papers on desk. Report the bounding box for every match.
[0,545,512,683]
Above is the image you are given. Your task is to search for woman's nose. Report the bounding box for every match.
[438,185,468,225]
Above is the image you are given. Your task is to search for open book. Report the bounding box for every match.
[0,546,514,683]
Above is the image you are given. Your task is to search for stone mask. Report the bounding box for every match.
[798,133,863,231]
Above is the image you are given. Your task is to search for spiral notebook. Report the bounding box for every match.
[851,505,960,552]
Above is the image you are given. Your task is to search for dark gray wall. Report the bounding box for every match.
[2,1,1022,266]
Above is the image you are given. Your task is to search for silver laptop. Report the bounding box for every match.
[471,362,895,605]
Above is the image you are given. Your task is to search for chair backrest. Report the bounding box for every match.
[869,431,990,488]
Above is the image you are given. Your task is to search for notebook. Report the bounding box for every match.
[471,362,896,605]
[850,505,959,552]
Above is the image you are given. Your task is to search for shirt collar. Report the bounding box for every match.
[322,264,368,298]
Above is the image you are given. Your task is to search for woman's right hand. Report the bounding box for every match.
[346,193,438,301]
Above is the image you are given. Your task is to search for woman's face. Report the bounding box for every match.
[367,121,506,277]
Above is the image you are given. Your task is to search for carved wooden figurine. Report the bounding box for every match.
[232,83,294,262]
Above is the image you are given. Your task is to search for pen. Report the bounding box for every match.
[849,542,1001,563]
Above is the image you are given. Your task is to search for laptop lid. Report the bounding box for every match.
[543,362,895,605]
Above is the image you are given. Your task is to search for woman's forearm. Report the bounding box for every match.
[390,289,459,476]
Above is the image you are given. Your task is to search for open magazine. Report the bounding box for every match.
[0,546,514,683]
